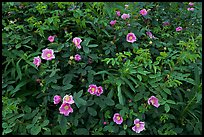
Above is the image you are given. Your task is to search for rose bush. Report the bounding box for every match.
[2,2,202,135]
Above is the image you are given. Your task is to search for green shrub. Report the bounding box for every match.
[2,2,202,135]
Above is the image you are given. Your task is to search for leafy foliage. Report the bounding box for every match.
[2,2,202,135]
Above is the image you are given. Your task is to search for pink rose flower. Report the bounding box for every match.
[88,84,98,95]
[59,103,73,116]
[163,21,170,26]
[53,95,61,104]
[73,37,82,49]
[74,54,81,61]
[41,48,55,61]
[132,119,145,133]
[48,36,55,42]
[121,13,130,20]
[33,56,41,67]
[187,8,194,11]
[63,95,74,104]
[113,113,123,124]
[140,9,148,16]
[176,26,183,32]
[189,2,194,6]
[148,96,160,108]
[126,32,136,43]
[116,10,121,16]
[110,20,116,26]
[96,86,103,96]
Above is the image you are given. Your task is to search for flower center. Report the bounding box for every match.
[136,123,140,128]
[129,36,133,40]
[64,105,69,110]
[151,100,155,104]
[116,116,121,120]
[65,96,70,101]
[47,53,51,58]
[91,88,95,92]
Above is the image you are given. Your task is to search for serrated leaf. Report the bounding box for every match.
[87,107,97,116]
[31,126,41,135]
[164,104,170,113]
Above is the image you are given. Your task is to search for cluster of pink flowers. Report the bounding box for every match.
[73,37,82,49]
[187,2,194,11]
[121,13,130,20]
[53,94,75,116]
[110,20,117,26]
[87,84,103,96]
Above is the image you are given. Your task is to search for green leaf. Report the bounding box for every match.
[166,100,176,104]
[117,85,124,105]
[83,46,89,53]
[164,104,170,113]
[41,120,49,127]
[163,88,171,95]
[88,44,98,48]
[121,77,136,93]
[81,37,93,47]
[16,59,22,80]
[104,97,115,106]
[87,107,97,116]
[137,74,142,81]
[75,128,89,135]
[62,84,73,91]
[31,126,41,135]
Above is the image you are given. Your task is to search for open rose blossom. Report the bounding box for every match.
[126,33,136,43]
[132,119,145,133]
[148,96,160,108]
[88,84,98,95]
[48,35,55,42]
[116,10,121,16]
[96,86,103,96]
[41,48,55,61]
[140,9,148,16]
[113,113,123,124]
[73,37,82,49]
[74,54,81,61]
[33,56,41,67]
[176,26,183,32]
[110,20,116,26]
[63,95,74,104]
[121,13,130,20]
[59,103,73,116]
[53,95,61,104]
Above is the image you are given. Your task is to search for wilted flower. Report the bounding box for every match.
[113,113,123,124]
[148,96,160,108]
[110,20,117,26]
[53,95,61,104]
[96,86,103,96]
[59,103,73,116]
[163,21,170,26]
[88,84,98,95]
[48,35,55,42]
[63,95,74,104]
[140,9,148,16]
[126,33,136,43]
[74,54,81,61]
[146,31,155,39]
[33,56,41,67]
[189,2,194,6]
[73,37,82,49]
[132,119,145,133]
[116,10,121,16]
[69,56,74,60]
[121,13,130,20]
[176,26,183,32]
[187,8,194,11]
[41,48,55,61]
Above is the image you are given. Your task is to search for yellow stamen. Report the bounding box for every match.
[47,53,51,58]
[136,123,140,128]
[116,116,121,120]
[64,105,69,110]
[129,36,133,40]
[151,100,155,104]
[91,88,95,92]
[66,96,70,101]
